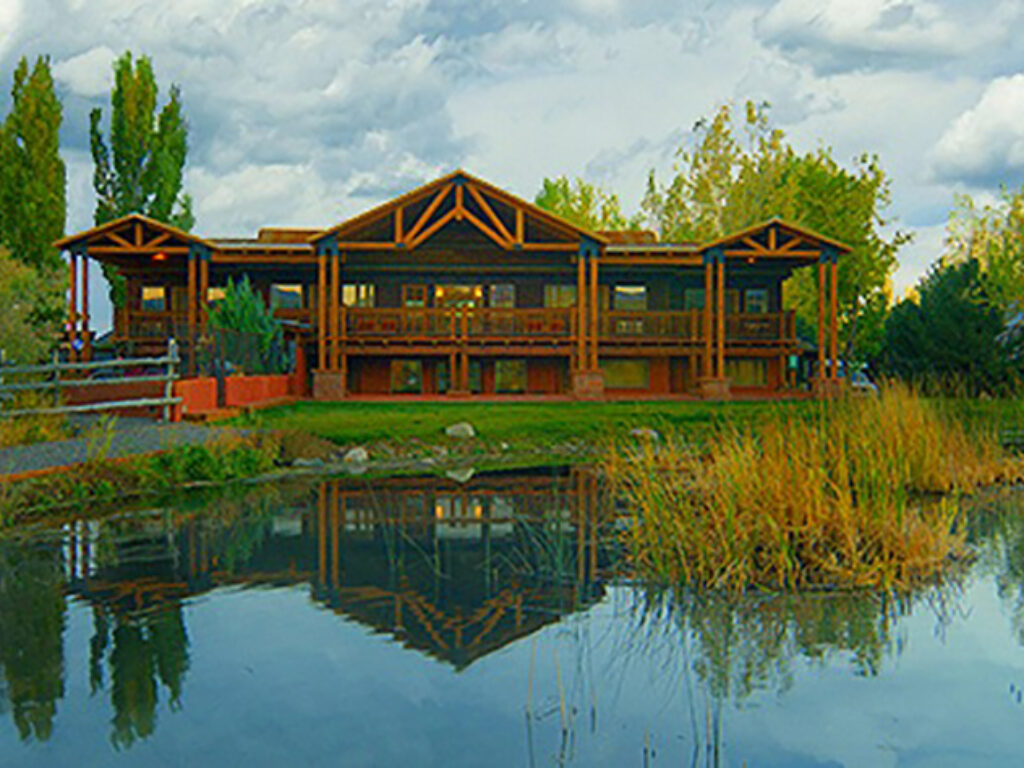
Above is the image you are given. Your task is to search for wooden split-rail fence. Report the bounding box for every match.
[0,339,182,422]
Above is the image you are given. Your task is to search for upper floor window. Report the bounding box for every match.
[343,284,375,308]
[683,288,705,311]
[489,284,516,309]
[271,284,303,310]
[544,285,576,308]
[141,286,166,312]
[745,288,768,314]
[614,284,647,311]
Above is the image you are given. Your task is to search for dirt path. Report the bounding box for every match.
[0,416,233,480]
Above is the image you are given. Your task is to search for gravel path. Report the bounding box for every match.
[0,416,236,478]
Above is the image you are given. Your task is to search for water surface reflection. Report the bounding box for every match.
[0,471,1022,766]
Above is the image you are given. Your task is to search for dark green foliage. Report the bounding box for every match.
[90,52,194,306]
[879,260,1020,394]
[207,276,287,375]
[0,56,66,331]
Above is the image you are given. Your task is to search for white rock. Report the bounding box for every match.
[344,446,369,463]
[445,421,476,439]
[630,427,662,441]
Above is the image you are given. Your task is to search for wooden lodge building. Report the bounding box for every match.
[55,170,849,400]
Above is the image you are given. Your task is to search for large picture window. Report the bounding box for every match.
[390,360,423,393]
[495,359,526,393]
[614,285,647,311]
[725,358,767,387]
[603,358,650,389]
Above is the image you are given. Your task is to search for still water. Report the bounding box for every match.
[1,467,1023,767]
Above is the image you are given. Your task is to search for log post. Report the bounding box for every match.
[317,244,327,371]
[817,256,827,382]
[716,251,725,380]
[703,252,713,379]
[829,251,839,381]
[68,249,78,362]
[187,245,198,376]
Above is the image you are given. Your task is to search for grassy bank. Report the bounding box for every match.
[236,399,821,460]
[0,433,280,525]
[607,385,1024,592]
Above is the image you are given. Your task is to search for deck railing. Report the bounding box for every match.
[119,307,797,346]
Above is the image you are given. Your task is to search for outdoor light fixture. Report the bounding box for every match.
[153,252,168,262]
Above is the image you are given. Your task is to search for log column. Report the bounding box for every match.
[699,248,729,399]
[817,255,827,384]
[571,239,605,399]
[187,245,198,376]
[81,252,91,361]
[68,249,78,362]
[198,248,210,339]
[702,252,713,379]
[313,236,345,400]
[829,250,839,382]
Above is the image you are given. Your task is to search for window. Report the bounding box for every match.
[438,360,482,393]
[744,288,769,314]
[343,284,375,308]
[403,285,428,308]
[141,286,166,312]
[390,360,423,393]
[206,286,226,306]
[725,358,767,387]
[271,284,303,309]
[683,288,705,311]
[614,285,647,311]
[544,285,576,308]
[489,284,516,309]
[725,289,741,314]
[603,358,650,389]
[495,359,526,393]
[435,285,482,308]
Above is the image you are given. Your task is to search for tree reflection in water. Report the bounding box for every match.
[0,539,66,742]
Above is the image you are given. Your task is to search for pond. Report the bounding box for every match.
[1,467,1023,766]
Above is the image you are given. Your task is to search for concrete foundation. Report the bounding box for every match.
[572,369,606,400]
[699,377,731,400]
[313,370,347,401]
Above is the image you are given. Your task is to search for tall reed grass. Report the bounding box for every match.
[606,384,1024,592]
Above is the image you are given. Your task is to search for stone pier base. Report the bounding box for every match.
[313,370,346,401]
[811,377,843,400]
[699,377,731,400]
[572,369,606,400]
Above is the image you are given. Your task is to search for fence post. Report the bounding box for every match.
[165,338,178,422]
[51,348,61,408]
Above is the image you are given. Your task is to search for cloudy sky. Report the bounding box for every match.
[2,0,1024,329]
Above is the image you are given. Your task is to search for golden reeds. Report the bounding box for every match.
[607,384,1023,592]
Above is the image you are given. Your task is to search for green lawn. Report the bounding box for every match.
[239,398,822,449]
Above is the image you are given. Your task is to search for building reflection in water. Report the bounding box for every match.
[7,467,609,746]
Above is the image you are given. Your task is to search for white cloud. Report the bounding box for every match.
[0,0,21,62]
[756,0,1024,74]
[929,74,1024,187]
[52,46,116,97]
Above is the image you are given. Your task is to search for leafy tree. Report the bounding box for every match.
[0,55,66,326]
[535,176,641,231]
[208,276,286,374]
[0,247,54,363]
[90,52,193,306]
[879,259,1019,394]
[642,102,906,361]
[943,185,1024,312]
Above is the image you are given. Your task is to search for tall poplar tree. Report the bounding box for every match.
[535,176,641,231]
[90,52,193,305]
[0,55,66,325]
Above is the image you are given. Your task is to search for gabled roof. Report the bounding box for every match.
[702,217,852,255]
[54,213,212,250]
[310,169,609,247]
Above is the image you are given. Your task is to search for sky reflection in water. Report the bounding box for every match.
[0,468,1023,767]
